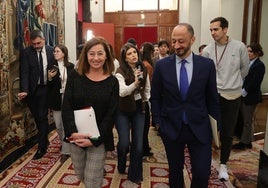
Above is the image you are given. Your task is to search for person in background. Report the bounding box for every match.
[202,16,249,181]
[18,30,56,160]
[127,38,138,48]
[47,44,74,163]
[158,40,170,59]
[198,44,207,55]
[108,43,120,75]
[115,43,150,184]
[152,42,160,65]
[151,23,220,188]
[140,42,154,157]
[232,43,265,150]
[62,37,119,188]
[106,43,119,159]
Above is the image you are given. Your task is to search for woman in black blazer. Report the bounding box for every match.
[233,43,265,150]
[47,44,74,161]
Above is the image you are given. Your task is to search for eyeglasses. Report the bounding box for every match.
[53,50,62,54]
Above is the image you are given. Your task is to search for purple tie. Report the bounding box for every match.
[180,59,188,123]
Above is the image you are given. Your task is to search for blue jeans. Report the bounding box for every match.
[115,101,145,182]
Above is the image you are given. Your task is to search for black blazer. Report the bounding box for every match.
[19,45,55,96]
[47,62,74,110]
[242,58,265,105]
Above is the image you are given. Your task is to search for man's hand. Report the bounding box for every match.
[18,92,28,100]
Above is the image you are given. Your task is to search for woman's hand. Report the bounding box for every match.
[134,68,142,86]
[70,133,93,147]
[48,69,58,81]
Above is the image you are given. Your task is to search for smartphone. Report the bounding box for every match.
[53,65,59,71]
[50,65,59,72]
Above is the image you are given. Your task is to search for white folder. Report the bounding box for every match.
[209,115,220,148]
[74,107,100,139]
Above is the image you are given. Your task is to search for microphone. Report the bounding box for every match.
[135,61,144,81]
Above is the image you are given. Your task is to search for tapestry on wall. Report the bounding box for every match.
[0,0,65,171]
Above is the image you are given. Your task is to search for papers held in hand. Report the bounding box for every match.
[209,115,220,148]
[74,107,100,139]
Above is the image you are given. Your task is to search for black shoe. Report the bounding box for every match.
[232,142,252,150]
[33,149,47,160]
[128,178,142,185]
[246,143,253,149]
[118,166,126,174]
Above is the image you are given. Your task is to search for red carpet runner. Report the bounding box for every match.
[0,130,235,187]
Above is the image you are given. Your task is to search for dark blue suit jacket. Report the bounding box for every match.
[242,58,265,105]
[19,45,55,97]
[151,53,220,144]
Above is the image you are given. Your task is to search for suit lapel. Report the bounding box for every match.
[249,58,259,70]
[169,54,181,96]
[30,47,39,67]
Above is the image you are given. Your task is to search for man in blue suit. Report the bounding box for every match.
[18,30,56,160]
[151,23,220,188]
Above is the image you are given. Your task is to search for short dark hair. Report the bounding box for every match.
[30,30,44,40]
[158,40,169,48]
[210,17,229,29]
[127,38,137,46]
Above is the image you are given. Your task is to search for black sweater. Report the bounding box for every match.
[62,70,119,147]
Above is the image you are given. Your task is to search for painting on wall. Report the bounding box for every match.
[0,0,65,170]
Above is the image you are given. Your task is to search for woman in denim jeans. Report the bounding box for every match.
[115,43,150,184]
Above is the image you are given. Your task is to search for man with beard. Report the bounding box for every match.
[151,23,220,188]
[18,30,56,160]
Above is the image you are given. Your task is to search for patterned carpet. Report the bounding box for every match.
[228,139,264,188]
[0,127,262,188]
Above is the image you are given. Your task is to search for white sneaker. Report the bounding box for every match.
[218,164,229,181]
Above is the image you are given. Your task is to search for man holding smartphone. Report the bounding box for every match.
[18,30,56,160]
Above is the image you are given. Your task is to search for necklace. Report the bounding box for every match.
[215,38,229,66]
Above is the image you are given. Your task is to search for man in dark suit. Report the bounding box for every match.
[18,30,56,160]
[151,23,220,188]
[233,43,265,150]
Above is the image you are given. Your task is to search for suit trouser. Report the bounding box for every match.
[220,96,241,164]
[240,102,256,144]
[161,124,212,188]
[143,101,151,153]
[26,85,49,150]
